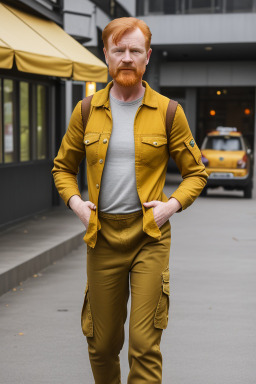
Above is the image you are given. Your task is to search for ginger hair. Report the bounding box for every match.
[102,17,152,51]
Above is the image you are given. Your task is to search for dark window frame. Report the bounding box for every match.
[36,83,49,160]
[136,0,256,15]
[0,74,50,167]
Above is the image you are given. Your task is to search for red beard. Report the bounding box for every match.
[109,66,146,87]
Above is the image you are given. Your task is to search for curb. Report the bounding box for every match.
[0,232,84,296]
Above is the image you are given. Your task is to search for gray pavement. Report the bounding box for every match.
[1,183,256,384]
[0,195,87,296]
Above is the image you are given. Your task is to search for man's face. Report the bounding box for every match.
[103,28,152,87]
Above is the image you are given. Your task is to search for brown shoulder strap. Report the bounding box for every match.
[81,94,93,131]
[166,99,178,154]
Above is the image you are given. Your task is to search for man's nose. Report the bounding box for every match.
[122,50,133,63]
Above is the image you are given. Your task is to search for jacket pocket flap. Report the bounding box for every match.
[84,133,101,145]
[141,136,167,147]
[184,137,201,164]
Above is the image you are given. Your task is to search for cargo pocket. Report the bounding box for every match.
[154,267,170,329]
[81,283,93,337]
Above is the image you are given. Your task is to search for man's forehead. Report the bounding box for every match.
[108,28,146,47]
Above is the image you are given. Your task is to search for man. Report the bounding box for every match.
[52,17,208,384]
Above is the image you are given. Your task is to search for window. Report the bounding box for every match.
[4,79,16,163]
[148,0,164,13]
[143,0,164,14]
[191,0,212,8]
[204,136,242,151]
[164,0,182,14]
[0,78,49,165]
[137,0,256,15]
[226,0,253,12]
[185,0,221,13]
[37,85,47,160]
[20,82,30,162]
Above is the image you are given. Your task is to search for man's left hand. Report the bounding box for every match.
[143,198,182,228]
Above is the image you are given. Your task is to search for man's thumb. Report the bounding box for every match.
[143,201,156,207]
[89,201,96,210]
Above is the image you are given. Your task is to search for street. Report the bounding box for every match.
[1,183,256,384]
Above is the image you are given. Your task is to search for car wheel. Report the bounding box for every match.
[243,185,252,199]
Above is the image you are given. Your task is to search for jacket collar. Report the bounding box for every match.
[91,80,158,109]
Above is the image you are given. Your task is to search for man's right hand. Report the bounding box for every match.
[68,195,96,230]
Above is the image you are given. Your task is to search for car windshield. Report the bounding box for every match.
[204,136,242,151]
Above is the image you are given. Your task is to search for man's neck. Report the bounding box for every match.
[110,81,145,102]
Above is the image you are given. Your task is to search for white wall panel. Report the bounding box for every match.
[142,14,256,45]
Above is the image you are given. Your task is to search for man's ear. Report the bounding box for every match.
[103,47,108,65]
[146,48,152,65]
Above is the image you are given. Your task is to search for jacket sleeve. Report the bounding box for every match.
[168,104,208,210]
[51,100,85,207]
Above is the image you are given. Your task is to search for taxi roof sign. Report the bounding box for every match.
[216,126,237,133]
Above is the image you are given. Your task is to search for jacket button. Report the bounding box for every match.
[103,139,108,144]
[153,141,158,146]
[99,159,103,164]
[96,184,99,189]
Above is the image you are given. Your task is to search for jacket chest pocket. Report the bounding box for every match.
[84,133,101,166]
[140,136,168,169]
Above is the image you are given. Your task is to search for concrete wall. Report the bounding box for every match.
[141,13,256,45]
[83,5,111,47]
[160,61,256,87]
[63,0,94,41]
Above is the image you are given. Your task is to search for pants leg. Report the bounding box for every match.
[81,210,171,384]
[84,210,145,384]
[85,227,129,383]
[128,219,171,384]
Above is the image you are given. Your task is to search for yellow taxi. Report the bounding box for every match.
[201,127,253,198]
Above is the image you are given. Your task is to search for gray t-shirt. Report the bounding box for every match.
[98,93,143,213]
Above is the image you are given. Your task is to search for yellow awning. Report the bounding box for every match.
[0,3,108,82]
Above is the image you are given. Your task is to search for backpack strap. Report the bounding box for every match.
[81,94,93,131]
[166,99,178,155]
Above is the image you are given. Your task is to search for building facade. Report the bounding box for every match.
[0,0,109,227]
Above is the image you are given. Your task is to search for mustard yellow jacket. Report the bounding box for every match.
[52,80,208,248]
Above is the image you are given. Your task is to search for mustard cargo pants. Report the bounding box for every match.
[81,209,171,384]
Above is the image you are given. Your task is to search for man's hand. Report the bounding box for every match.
[143,198,182,228]
[68,195,96,230]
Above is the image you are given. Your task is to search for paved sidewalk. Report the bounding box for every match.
[0,204,85,296]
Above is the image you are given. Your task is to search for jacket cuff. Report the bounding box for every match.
[60,188,82,209]
[169,190,193,212]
